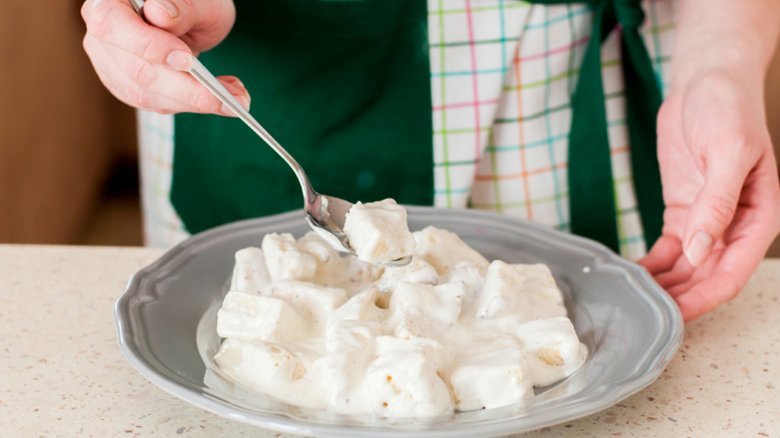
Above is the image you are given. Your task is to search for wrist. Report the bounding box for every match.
[670,0,780,95]
[671,37,770,96]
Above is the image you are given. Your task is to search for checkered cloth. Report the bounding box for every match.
[139,0,675,260]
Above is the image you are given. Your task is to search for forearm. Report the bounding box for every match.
[671,0,780,92]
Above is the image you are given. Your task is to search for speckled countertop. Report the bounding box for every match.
[0,245,778,437]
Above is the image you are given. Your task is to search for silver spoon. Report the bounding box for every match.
[129,0,411,267]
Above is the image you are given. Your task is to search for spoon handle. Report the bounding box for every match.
[127,0,315,201]
[188,61,311,190]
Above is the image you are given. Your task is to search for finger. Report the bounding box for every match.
[653,255,695,291]
[85,35,198,112]
[145,69,251,115]
[681,139,752,267]
[676,160,780,321]
[143,0,236,52]
[638,234,682,275]
[667,283,688,297]
[674,235,755,321]
[666,249,723,297]
[86,35,249,115]
[108,40,250,117]
[216,76,252,112]
[675,273,740,321]
[83,0,193,70]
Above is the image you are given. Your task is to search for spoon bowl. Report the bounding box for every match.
[305,193,414,267]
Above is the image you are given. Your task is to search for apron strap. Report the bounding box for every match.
[527,0,664,252]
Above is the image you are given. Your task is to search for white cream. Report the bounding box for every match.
[214,209,587,418]
[343,199,415,264]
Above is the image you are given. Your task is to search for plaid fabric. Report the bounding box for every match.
[139,0,675,258]
[136,110,189,247]
[431,0,674,260]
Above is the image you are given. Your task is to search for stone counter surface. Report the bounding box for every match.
[0,245,778,437]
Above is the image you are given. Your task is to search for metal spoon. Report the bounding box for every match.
[129,0,411,267]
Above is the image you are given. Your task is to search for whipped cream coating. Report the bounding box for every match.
[214,223,587,418]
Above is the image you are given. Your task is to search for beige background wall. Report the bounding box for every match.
[1,0,111,243]
[768,49,780,159]
[765,49,780,256]
[0,0,135,244]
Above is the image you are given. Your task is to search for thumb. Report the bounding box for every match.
[143,0,235,52]
[682,150,750,267]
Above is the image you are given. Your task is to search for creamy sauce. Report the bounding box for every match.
[214,204,587,418]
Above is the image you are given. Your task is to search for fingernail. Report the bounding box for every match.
[148,0,179,18]
[684,231,713,267]
[165,50,192,70]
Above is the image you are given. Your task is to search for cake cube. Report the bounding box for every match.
[217,291,309,342]
[343,199,415,264]
[413,226,489,274]
[261,233,318,283]
[364,336,453,417]
[213,339,309,389]
[513,317,588,387]
[229,247,271,293]
[450,338,532,411]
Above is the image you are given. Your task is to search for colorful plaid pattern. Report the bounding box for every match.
[138,0,675,258]
[431,0,674,260]
[136,110,189,247]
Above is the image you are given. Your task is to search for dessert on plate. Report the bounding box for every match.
[213,199,587,417]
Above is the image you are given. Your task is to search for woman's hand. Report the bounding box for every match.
[639,0,780,322]
[81,0,249,116]
[640,67,780,321]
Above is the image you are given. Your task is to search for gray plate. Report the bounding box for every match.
[115,206,683,437]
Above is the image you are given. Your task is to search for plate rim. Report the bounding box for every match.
[115,206,684,437]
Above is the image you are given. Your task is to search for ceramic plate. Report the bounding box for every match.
[115,206,683,437]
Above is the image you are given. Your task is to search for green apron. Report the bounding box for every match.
[172,0,664,253]
[172,0,433,233]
